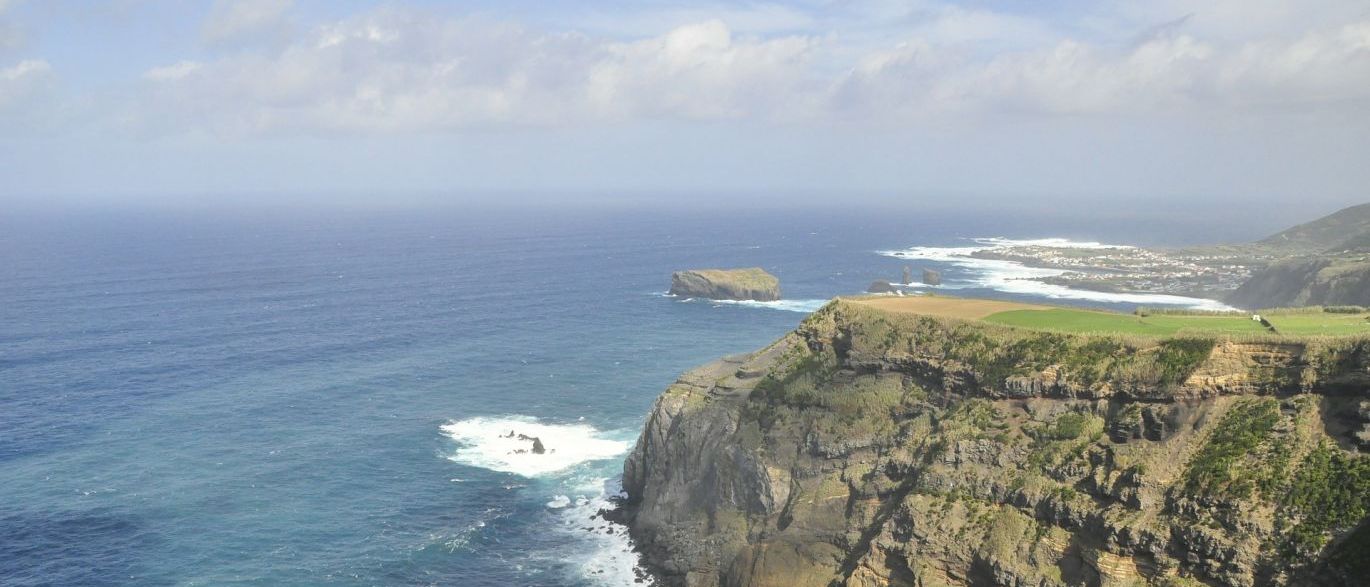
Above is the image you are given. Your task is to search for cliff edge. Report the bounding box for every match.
[621,299,1370,587]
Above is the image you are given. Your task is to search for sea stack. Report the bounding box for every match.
[669,268,781,301]
[902,266,913,285]
[922,268,942,286]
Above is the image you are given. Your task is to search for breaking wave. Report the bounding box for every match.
[553,478,654,586]
[658,292,830,314]
[709,298,831,313]
[441,416,632,477]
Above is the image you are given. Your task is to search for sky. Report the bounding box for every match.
[1,0,1368,208]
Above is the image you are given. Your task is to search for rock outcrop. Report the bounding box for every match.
[923,269,942,286]
[670,268,782,302]
[621,299,1370,587]
[867,281,897,294]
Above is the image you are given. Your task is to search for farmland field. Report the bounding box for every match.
[852,295,1370,337]
[981,308,1271,335]
[1262,312,1370,336]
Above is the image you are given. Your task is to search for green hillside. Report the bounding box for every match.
[1259,202,1370,253]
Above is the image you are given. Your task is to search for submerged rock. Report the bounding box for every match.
[669,268,781,301]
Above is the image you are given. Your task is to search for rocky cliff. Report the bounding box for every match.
[671,268,782,301]
[1227,259,1370,310]
[620,299,1370,587]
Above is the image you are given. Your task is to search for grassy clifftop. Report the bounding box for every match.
[853,294,1370,337]
[623,298,1370,587]
[824,298,1370,398]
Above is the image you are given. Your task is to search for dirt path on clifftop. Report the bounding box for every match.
[849,295,1051,319]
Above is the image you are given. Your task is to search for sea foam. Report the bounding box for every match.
[659,292,830,314]
[710,298,831,313]
[555,478,654,586]
[880,237,1237,312]
[441,416,632,477]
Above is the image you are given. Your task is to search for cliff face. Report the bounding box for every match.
[670,268,782,302]
[1227,259,1370,309]
[621,300,1370,587]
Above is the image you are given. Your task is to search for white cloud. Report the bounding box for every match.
[139,13,822,134]
[566,3,817,37]
[1214,22,1370,107]
[586,20,819,121]
[832,14,1370,120]
[0,57,42,80]
[89,3,1370,136]
[0,58,51,120]
[202,0,294,44]
[143,60,203,81]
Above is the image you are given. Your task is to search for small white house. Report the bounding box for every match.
[1252,314,1262,322]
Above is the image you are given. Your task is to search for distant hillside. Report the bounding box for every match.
[1227,202,1370,309]
[1332,229,1370,253]
[1228,258,1370,309]
[1259,202,1370,253]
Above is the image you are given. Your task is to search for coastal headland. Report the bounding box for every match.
[620,295,1370,586]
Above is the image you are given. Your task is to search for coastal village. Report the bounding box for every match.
[970,242,1271,297]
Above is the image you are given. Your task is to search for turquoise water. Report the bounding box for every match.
[0,204,1263,585]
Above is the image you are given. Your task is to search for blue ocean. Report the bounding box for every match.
[0,203,1278,586]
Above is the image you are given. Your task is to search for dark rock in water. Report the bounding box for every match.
[903,266,913,285]
[509,431,547,454]
[922,268,942,285]
[668,268,780,301]
[866,280,896,294]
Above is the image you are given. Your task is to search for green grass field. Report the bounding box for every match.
[982,307,1370,336]
[982,308,1275,336]
[1262,312,1370,336]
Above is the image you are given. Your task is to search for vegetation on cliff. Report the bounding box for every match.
[622,299,1370,587]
